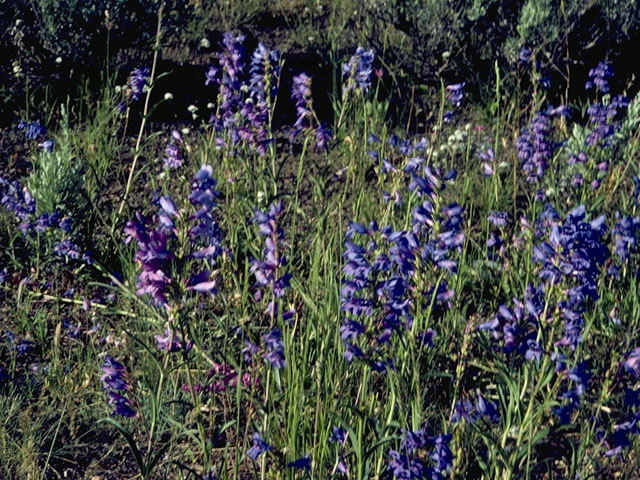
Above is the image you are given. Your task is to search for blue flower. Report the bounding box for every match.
[100,356,136,418]
[342,47,375,93]
[329,426,347,445]
[128,67,149,101]
[517,111,554,183]
[247,432,271,460]
[624,347,640,377]
[287,453,311,471]
[585,61,613,93]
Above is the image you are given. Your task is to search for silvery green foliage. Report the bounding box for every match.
[27,106,86,220]
[516,0,557,46]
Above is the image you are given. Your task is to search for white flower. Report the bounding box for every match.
[199,38,211,49]
[181,127,190,135]
[55,57,62,64]
[164,92,173,100]
[187,104,198,113]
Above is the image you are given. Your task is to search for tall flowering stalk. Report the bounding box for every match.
[250,201,291,322]
[100,355,137,418]
[336,46,375,133]
[517,110,554,183]
[290,72,331,150]
[125,165,224,311]
[341,162,464,369]
[205,34,281,156]
[479,205,609,428]
[443,83,465,123]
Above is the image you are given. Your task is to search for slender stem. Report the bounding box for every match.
[112,3,165,234]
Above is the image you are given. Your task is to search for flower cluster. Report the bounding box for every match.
[262,328,286,369]
[595,347,640,457]
[612,214,640,264]
[444,83,465,123]
[552,360,591,424]
[124,165,224,309]
[585,94,629,147]
[17,120,47,140]
[206,34,280,156]
[290,72,331,150]
[478,285,545,362]
[517,110,554,183]
[1,177,89,263]
[163,130,184,170]
[585,61,613,94]
[451,391,499,424]
[100,355,136,418]
[250,202,291,318]
[342,46,375,94]
[127,67,149,102]
[1,176,36,225]
[124,211,175,307]
[387,428,453,480]
[533,205,608,349]
[479,147,496,177]
[341,164,464,366]
[249,42,281,103]
[247,432,271,460]
[180,361,254,393]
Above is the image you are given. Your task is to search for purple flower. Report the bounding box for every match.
[517,111,554,183]
[0,177,36,223]
[291,74,312,133]
[128,67,149,101]
[39,139,54,152]
[519,46,532,63]
[624,348,640,377]
[159,196,179,217]
[247,432,271,460]
[163,141,183,170]
[100,356,136,418]
[249,43,280,101]
[446,83,465,108]
[262,329,286,369]
[330,426,347,445]
[585,94,629,146]
[480,148,495,176]
[343,46,375,93]
[585,61,613,93]
[17,120,47,140]
[155,327,185,352]
[251,202,291,316]
[612,214,640,262]
[205,34,276,156]
[287,454,311,471]
[487,211,509,227]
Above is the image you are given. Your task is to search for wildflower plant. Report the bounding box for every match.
[334,46,376,135]
[124,164,224,313]
[205,33,282,158]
